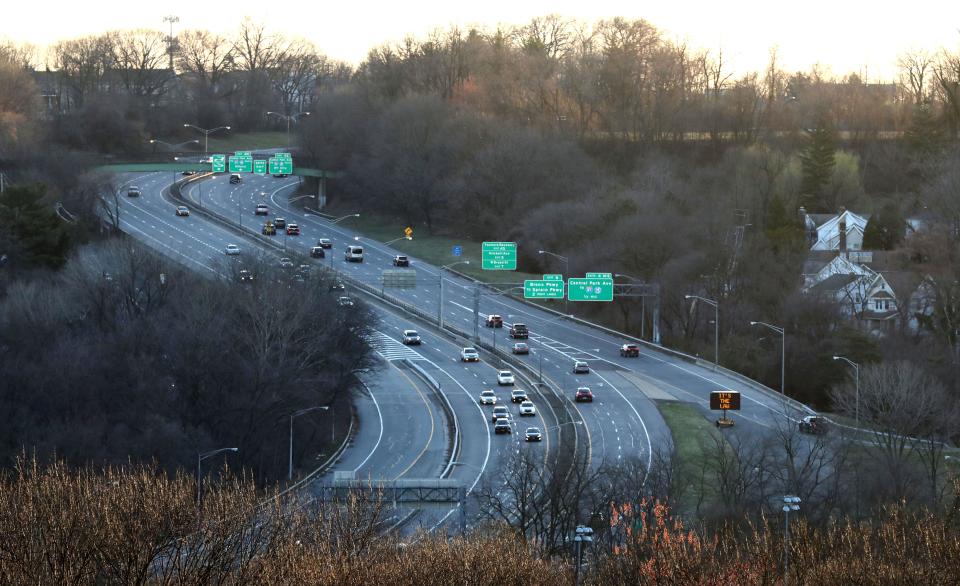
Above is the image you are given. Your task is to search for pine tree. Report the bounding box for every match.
[0,183,70,268]
[799,114,837,212]
[861,203,905,251]
[905,103,946,157]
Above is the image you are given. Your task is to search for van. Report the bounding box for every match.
[345,245,364,262]
[229,174,242,184]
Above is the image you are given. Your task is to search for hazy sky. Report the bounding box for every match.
[4,0,958,79]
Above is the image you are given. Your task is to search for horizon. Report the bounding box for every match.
[4,1,960,80]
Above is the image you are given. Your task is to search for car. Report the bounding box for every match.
[279,257,294,269]
[297,265,311,277]
[238,269,254,282]
[126,186,141,197]
[497,370,515,386]
[286,224,300,236]
[519,401,536,416]
[329,280,345,291]
[229,174,242,184]
[393,255,410,267]
[479,390,497,405]
[620,344,640,357]
[402,330,421,345]
[486,315,503,328]
[491,405,510,423]
[317,238,333,249]
[274,218,287,229]
[460,347,479,362]
[511,389,528,403]
[524,427,542,442]
[255,204,269,216]
[510,323,529,339]
[175,206,190,217]
[575,387,593,402]
[181,170,196,176]
[272,173,287,178]
[573,360,590,374]
[310,246,325,258]
[262,222,277,236]
[494,419,512,434]
[512,342,529,355]
[224,244,241,256]
[799,415,829,435]
[292,273,306,284]
[338,296,354,307]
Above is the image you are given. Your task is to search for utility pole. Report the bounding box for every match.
[163,15,179,71]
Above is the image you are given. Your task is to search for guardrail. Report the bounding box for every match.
[404,359,461,479]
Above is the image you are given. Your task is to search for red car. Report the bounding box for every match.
[575,387,593,402]
[620,344,640,357]
[286,223,300,236]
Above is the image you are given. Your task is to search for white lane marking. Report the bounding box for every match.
[353,378,385,473]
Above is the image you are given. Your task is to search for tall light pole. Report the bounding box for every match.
[289,406,330,481]
[197,447,238,506]
[686,295,719,369]
[163,15,179,71]
[751,321,785,395]
[614,273,661,344]
[331,213,360,224]
[266,111,310,147]
[782,496,801,586]
[832,356,860,427]
[573,525,594,586]
[440,261,471,331]
[538,250,569,315]
[183,124,231,154]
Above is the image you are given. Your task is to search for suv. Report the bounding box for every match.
[511,389,528,403]
[519,401,536,416]
[317,238,333,249]
[262,221,277,235]
[575,387,594,402]
[255,204,269,216]
[486,315,503,328]
[460,347,479,362]
[310,246,325,258]
[573,360,590,374]
[479,390,497,405]
[126,186,141,197]
[494,419,512,435]
[620,344,640,357]
[229,174,242,184]
[509,323,529,339]
[798,416,829,435]
[274,218,287,230]
[402,330,421,345]
[491,405,509,423]
[393,255,410,267]
[286,224,300,236]
[497,370,515,386]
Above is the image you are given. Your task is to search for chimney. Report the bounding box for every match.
[838,217,847,257]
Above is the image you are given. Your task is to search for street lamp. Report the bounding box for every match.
[183,123,231,154]
[439,261,471,331]
[289,406,330,481]
[546,421,584,432]
[751,321,785,396]
[833,356,860,427]
[197,447,238,506]
[266,111,310,147]
[289,194,317,204]
[332,213,360,224]
[538,249,570,315]
[686,295,719,369]
[782,496,801,586]
[573,525,594,586]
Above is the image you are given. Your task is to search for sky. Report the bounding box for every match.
[4,0,959,80]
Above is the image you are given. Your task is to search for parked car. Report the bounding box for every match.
[798,415,829,435]
[402,330,422,345]
[497,370,515,386]
[511,389,528,403]
[479,390,497,405]
[224,244,241,256]
[491,405,510,423]
[310,246,325,258]
[512,342,529,355]
[494,419,512,434]
[524,427,542,442]
[620,344,640,357]
[286,223,300,236]
[175,206,190,217]
[255,204,269,215]
[575,387,594,402]
[573,360,590,374]
[393,255,410,267]
[519,401,536,416]
[486,315,503,328]
[460,347,479,362]
[317,238,333,249]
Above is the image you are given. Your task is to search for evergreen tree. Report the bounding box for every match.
[799,113,837,212]
[861,203,905,250]
[0,183,70,269]
[905,103,947,157]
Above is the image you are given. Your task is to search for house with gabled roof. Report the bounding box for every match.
[801,207,869,252]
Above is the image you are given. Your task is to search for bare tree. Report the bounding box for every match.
[898,50,934,105]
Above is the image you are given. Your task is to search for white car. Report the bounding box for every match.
[496,370,515,386]
[479,390,497,405]
[338,296,354,307]
[460,347,479,362]
[224,244,241,255]
[175,206,190,217]
[402,330,421,345]
[519,400,536,416]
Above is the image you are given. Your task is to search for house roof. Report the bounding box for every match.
[807,213,837,227]
[878,271,923,302]
[808,273,859,294]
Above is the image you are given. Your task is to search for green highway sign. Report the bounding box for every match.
[586,272,613,279]
[524,279,565,299]
[568,277,614,302]
[211,154,226,173]
[543,274,563,281]
[274,152,292,160]
[269,157,293,175]
[234,151,252,157]
[482,242,517,270]
[253,159,267,175]
[229,155,253,173]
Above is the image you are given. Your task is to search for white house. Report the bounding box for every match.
[803,208,869,252]
[802,255,910,330]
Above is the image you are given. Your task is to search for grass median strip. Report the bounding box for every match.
[656,400,729,514]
